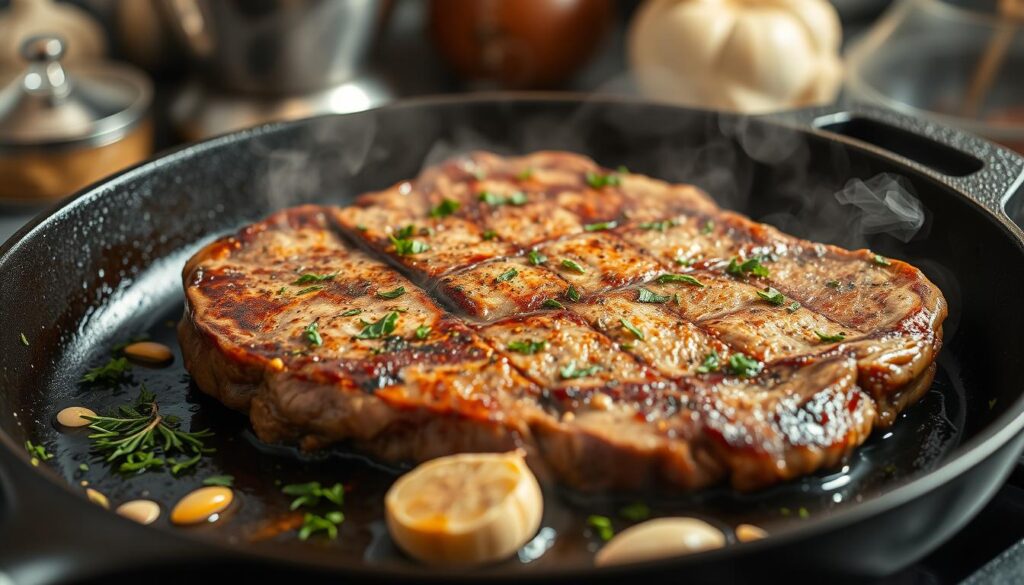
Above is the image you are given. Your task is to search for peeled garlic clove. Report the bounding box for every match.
[385,451,543,566]
[123,341,174,365]
[86,488,109,509]
[736,523,768,542]
[171,486,233,525]
[595,517,725,567]
[117,499,161,525]
[56,406,96,428]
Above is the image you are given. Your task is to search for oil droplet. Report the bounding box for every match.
[116,500,161,525]
[171,486,234,525]
[123,341,173,366]
[56,406,96,428]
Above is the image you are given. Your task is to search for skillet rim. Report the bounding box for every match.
[1,92,1024,580]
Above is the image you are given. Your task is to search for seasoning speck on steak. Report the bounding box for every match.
[178,151,946,491]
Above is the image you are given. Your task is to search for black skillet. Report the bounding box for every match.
[1,95,1024,585]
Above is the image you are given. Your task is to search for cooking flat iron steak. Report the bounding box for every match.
[179,151,947,491]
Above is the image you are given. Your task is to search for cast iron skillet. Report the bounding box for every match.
[1,95,1024,585]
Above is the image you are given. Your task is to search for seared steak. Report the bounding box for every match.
[179,151,946,491]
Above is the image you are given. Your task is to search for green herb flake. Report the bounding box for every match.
[565,285,581,302]
[81,356,131,386]
[415,325,431,340]
[825,279,841,289]
[700,220,715,235]
[299,511,344,541]
[355,312,399,340]
[303,321,323,347]
[495,268,519,283]
[203,474,234,487]
[283,481,346,511]
[394,225,416,239]
[25,440,53,463]
[674,256,696,267]
[390,236,430,256]
[583,221,618,232]
[292,272,338,285]
[873,254,892,267]
[587,515,615,541]
[341,309,362,317]
[639,220,676,232]
[585,171,622,189]
[756,287,786,306]
[620,318,645,341]
[559,361,602,380]
[637,287,670,303]
[517,168,534,180]
[507,339,548,355]
[528,250,547,266]
[726,256,770,278]
[19,333,28,346]
[78,463,89,472]
[356,224,367,231]
[786,301,801,313]
[560,258,586,274]
[479,191,527,207]
[429,198,460,218]
[295,285,324,296]
[619,502,650,522]
[725,353,763,378]
[798,507,810,519]
[482,230,498,241]
[696,351,720,374]
[376,286,406,300]
[657,273,705,287]
[814,330,846,343]
[542,299,565,309]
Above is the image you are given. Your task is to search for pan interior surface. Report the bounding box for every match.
[0,98,1021,576]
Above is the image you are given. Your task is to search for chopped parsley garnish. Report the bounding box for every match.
[583,221,617,232]
[81,356,131,386]
[657,273,704,287]
[639,219,676,232]
[619,502,651,521]
[282,481,345,510]
[355,312,399,340]
[674,256,696,267]
[25,440,53,463]
[528,250,547,265]
[585,171,622,189]
[482,230,498,241]
[479,191,528,207]
[19,333,28,346]
[561,258,586,274]
[341,309,362,317]
[696,351,720,374]
[496,268,519,283]
[300,511,344,540]
[507,339,548,355]
[415,325,431,340]
[542,299,565,309]
[787,301,801,313]
[726,256,770,278]
[394,225,415,239]
[825,279,841,288]
[637,287,670,303]
[376,286,406,299]
[203,475,234,487]
[725,353,763,377]
[295,285,324,295]
[566,285,581,302]
[701,220,715,235]
[292,272,338,285]
[303,321,322,347]
[429,198,460,218]
[620,318,644,340]
[517,168,533,180]
[815,330,846,343]
[560,361,602,380]
[756,287,786,306]
[84,387,213,475]
[872,254,891,266]
[390,235,430,256]
[587,515,615,541]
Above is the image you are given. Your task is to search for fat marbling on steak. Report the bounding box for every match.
[178,151,946,491]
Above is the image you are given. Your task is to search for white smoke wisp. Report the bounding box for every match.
[834,174,926,243]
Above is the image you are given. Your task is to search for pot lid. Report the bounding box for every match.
[0,34,152,149]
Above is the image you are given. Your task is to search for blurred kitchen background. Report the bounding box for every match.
[0,0,1022,216]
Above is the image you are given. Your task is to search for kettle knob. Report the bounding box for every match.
[20,35,66,64]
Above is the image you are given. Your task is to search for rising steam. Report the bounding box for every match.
[834,174,925,243]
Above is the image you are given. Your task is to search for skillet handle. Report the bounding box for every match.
[0,438,206,585]
[768,103,1024,218]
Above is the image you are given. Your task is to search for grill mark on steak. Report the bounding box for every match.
[180,151,947,491]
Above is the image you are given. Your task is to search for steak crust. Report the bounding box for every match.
[179,151,946,491]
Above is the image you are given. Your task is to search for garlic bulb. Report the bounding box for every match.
[628,0,843,113]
